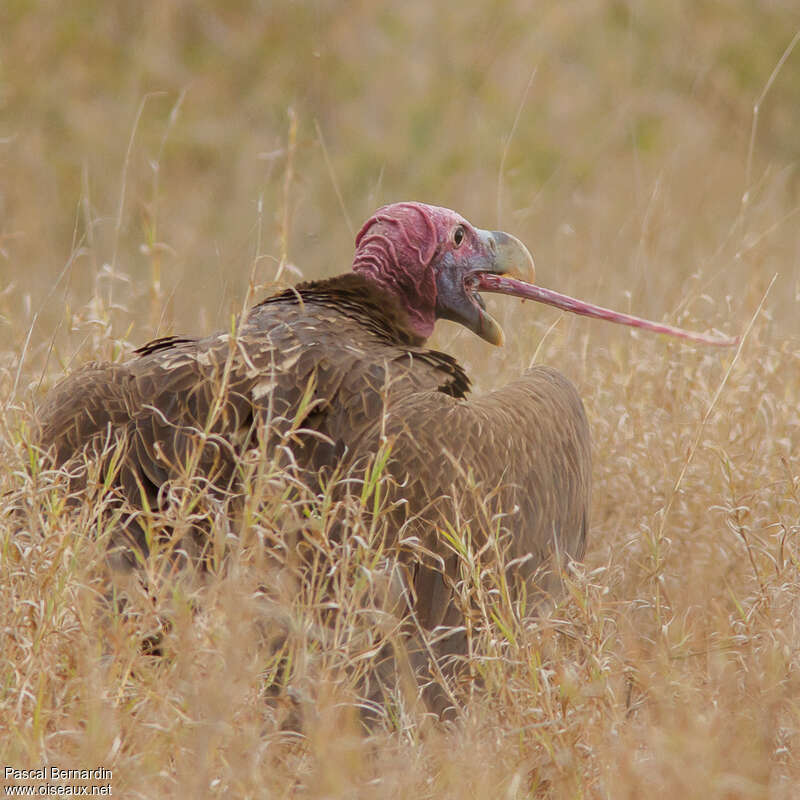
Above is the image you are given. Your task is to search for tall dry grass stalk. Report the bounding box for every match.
[1,2,799,796]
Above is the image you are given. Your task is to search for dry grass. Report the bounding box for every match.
[2,1,800,797]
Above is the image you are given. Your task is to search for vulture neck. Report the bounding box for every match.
[258,274,429,347]
[351,244,437,340]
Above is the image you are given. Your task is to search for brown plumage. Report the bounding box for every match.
[36,202,733,662]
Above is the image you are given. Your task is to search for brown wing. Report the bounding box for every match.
[36,361,134,466]
[350,365,591,628]
[36,281,469,511]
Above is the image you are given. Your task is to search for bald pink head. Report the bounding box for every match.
[352,202,532,342]
[350,202,737,348]
[352,203,461,338]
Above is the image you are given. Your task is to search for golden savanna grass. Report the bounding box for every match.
[2,2,800,796]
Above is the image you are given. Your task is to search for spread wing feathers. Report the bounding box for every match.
[352,365,591,627]
[36,276,591,709]
[36,278,471,516]
[36,361,133,467]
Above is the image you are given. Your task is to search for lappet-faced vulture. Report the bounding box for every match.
[36,202,735,696]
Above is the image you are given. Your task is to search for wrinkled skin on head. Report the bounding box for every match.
[351,201,737,348]
[352,202,533,344]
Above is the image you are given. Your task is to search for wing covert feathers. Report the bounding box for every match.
[36,274,590,621]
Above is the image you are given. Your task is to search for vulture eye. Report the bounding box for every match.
[452,226,465,247]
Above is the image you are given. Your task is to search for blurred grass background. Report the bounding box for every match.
[3,0,798,355]
[2,1,800,797]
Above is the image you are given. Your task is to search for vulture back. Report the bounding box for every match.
[354,364,591,629]
[35,272,591,716]
[35,276,473,556]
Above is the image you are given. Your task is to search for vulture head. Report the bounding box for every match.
[352,202,531,345]
[352,202,737,348]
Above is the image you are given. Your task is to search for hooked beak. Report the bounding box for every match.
[438,227,738,348]
[472,230,536,345]
[436,229,536,346]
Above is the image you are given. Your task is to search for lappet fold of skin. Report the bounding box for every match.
[35,201,736,715]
